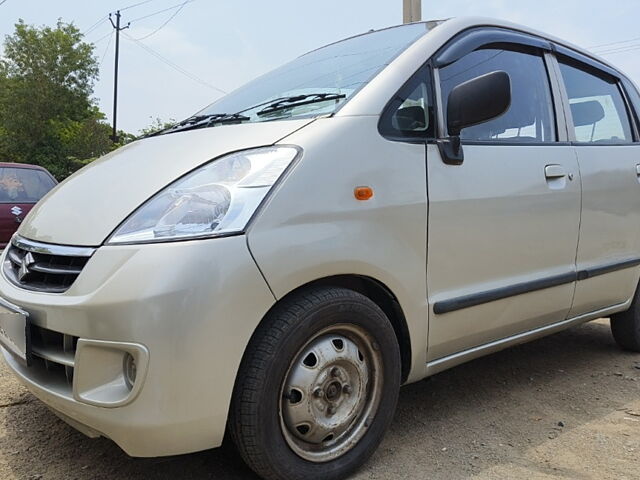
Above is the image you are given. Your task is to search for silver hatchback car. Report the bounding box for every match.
[1,16,640,480]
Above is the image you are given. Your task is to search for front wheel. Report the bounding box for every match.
[229,287,401,480]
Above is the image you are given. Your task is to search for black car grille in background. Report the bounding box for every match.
[3,236,96,293]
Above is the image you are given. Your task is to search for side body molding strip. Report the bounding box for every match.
[433,272,575,314]
[433,257,640,315]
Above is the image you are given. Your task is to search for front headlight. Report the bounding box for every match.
[107,146,300,244]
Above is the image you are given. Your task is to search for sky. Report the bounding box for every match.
[0,0,638,134]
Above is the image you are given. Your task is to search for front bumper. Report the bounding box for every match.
[0,235,275,457]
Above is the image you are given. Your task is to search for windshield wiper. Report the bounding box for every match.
[149,113,250,136]
[144,93,346,138]
[256,93,346,117]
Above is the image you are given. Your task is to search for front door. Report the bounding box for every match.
[426,43,581,361]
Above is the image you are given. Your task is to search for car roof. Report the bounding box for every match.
[443,17,624,75]
[0,162,50,171]
[326,16,626,79]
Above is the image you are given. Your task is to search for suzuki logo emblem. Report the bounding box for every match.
[18,252,35,282]
[10,206,22,216]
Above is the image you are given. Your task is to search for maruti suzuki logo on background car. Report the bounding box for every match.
[10,206,22,216]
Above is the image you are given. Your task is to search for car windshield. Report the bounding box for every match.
[0,167,56,203]
[194,23,431,125]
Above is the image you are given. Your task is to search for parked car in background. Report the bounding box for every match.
[0,163,57,249]
[1,16,640,480]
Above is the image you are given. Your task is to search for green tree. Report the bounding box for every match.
[138,117,176,137]
[0,19,126,179]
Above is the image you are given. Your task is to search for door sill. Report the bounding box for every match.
[425,302,628,376]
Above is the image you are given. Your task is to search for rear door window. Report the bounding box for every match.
[0,168,56,203]
[558,61,633,143]
[439,48,556,143]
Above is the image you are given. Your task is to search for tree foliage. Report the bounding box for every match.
[138,117,176,137]
[0,19,128,180]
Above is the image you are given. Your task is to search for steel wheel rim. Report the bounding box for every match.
[279,323,383,463]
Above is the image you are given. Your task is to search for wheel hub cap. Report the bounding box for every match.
[279,325,383,462]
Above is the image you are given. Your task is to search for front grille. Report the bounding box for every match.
[29,324,78,391]
[3,236,96,293]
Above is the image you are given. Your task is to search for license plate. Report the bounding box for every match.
[0,297,30,366]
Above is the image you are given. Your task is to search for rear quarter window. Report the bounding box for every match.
[0,167,56,203]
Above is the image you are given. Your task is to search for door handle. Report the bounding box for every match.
[635,164,640,176]
[545,164,566,179]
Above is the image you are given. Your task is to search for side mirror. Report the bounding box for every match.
[437,70,511,165]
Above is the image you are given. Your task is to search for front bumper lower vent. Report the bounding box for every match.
[30,324,78,391]
[3,236,96,293]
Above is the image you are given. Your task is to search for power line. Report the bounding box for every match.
[590,36,640,50]
[92,30,115,45]
[86,1,184,39]
[131,0,193,40]
[123,32,226,94]
[0,0,10,6]
[84,1,224,138]
[98,31,115,66]
[597,44,640,56]
[128,0,191,24]
[124,32,226,93]
[119,0,157,11]
[599,44,640,54]
[83,16,109,36]
[83,0,159,38]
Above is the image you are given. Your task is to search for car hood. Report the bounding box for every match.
[18,119,314,246]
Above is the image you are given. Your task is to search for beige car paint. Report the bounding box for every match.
[569,145,640,316]
[250,115,430,384]
[18,119,314,246]
[2,236,276,456]
[424,143,582,360]
[0,16,638,460]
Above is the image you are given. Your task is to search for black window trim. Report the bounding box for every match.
[433,27,561,146]
[553,44,619,79]
[553,51,639,146]
[619,78,640,142]
[433,27,552,68]
[377,63,437,144]
[617,81,640,143]
[621,78,640,131]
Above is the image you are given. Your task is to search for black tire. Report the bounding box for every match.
[610,286,640,352]
[229,286,401,480]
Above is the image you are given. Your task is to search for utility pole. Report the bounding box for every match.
[403,0,422,23]
[108,11,130,143]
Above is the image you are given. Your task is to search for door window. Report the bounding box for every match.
[439,48,555,143]
[558,61,633,143]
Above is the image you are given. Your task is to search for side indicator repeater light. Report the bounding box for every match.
[354,186,374,201]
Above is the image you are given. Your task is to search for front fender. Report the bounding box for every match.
[247,116,429,384]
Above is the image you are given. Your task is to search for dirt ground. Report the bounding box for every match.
[0,318,639,480]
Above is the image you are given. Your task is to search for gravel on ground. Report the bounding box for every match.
[0,318,638,480]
